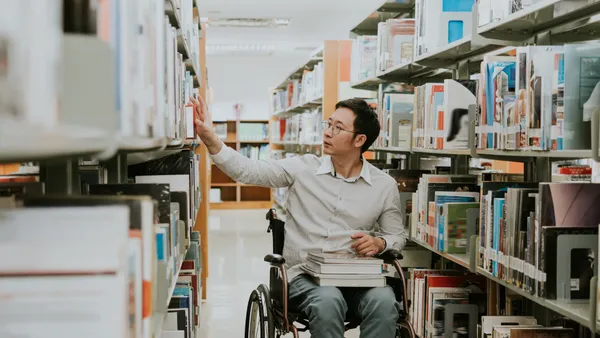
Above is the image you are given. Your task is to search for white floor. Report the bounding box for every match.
[198,209,360,338]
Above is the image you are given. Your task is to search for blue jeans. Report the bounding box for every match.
[288,274,400,338]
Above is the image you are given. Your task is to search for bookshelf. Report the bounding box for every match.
[0,1,210,337]
[268,40,355,210]
[209,119,273,210]
[346,0,600,334]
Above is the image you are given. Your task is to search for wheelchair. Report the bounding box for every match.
[244,209,416,338]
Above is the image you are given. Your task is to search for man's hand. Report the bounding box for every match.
[350,232,385,256]
[189,96,223,155]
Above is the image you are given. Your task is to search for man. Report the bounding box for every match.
[191,96,407,338]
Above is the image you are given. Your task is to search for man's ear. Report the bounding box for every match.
[354,134,367,149]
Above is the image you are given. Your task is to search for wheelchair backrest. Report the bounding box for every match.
[266,208,285,255]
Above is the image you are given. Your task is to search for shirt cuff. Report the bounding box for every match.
[379,236,395,253]
[210,143,233,165]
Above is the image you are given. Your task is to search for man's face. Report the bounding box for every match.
[323,107,365,156]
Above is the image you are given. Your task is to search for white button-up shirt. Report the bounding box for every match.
[211,145,408,281]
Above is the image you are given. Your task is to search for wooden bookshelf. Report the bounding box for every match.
[209,119,273,209]
[193,20,210,301]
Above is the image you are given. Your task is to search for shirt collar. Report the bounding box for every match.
[316,156,372,185]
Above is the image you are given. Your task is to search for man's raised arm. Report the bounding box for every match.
[191,96,302,188]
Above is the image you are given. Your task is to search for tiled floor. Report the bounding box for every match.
[198,209,360,338]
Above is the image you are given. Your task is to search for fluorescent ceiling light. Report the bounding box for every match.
[206,43,277,56]
[200,17,291,28]
[207,43,276,52]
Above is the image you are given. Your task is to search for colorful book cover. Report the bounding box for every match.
[551,52,565,150]
[443,202,480,254]
[485,57,516,149]
[493,198,505,277]
[503,95,517,150]
[434,192,479,251]
[432,92,444,149]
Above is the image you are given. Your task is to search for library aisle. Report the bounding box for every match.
[198,209,361,338]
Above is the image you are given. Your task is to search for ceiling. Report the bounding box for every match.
[198,0,383,56]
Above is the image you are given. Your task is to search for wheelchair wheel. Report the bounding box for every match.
[244,286,275,338]
[396,321,416,338]
[256,284,275,337]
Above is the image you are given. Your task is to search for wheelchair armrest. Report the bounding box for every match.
[264,253,286,265]
[377,249,403,264]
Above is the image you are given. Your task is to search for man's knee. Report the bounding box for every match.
[359,286,399,318]
[306,286,347,319]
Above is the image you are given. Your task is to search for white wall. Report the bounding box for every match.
[207,54,307,121]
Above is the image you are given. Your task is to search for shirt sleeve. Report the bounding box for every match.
[210,144,308,188]
[377,185,408,253]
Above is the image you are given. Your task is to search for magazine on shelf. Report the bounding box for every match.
[443,202,480,254]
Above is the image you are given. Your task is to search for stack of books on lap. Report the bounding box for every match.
[301,252,386,288]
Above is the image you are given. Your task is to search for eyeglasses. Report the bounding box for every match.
[321,120,356,136]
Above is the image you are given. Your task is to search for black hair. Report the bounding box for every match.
[335,98,380,153]
[446,108,469,142]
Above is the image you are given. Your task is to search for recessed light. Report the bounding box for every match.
[202,18,291,28]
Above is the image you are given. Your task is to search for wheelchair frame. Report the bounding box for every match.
[244,208,416,338]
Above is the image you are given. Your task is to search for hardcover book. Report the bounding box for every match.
[89,183,171,223]
[443,202,480,254]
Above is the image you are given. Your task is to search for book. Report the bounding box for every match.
[481,316,537,338]
[300,265,386,288]
[434,191,480,251]
[305,259,383,275]
[0,206,130,337]
[128,232,143,338]
[88,183,170,223]
[306,251,384,265]
[443,202,480,254]
[426,287,470,338]
[22,195,156,338]
[504,328,574,338]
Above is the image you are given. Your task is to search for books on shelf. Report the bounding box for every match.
[413,174,479,245]
[301,251,386,287]
[377,19,415,73]
[240,144,271,160]
[0,0,62,127]
[409,270,486,338]
[477,44,598,151]
[376,83,414,149]
[476,181,600,302]
[98,0,198,140]
[0,206,131,337]
[414,0,475,58]
[276,107,323,145]
[412,80,477,151]
[351,36,378,83]
[270,61,324,113]
[214,122,228,140]
[481,316,538,338]
[238,123,268,141]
